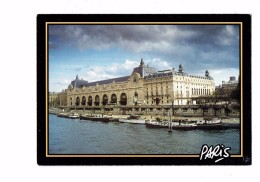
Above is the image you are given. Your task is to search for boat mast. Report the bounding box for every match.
[168,111,172,132]
[168,100,173,132]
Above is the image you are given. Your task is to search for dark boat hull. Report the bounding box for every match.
[57,114,69,118]
[68,117,80,119]
[172,126,197,130]
[196,123,223,130]
[80,115,111,122]
[145,123,168,128]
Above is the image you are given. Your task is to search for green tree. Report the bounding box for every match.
[231,75,240,101]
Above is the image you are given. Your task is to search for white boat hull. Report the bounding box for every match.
[118,119,146,124]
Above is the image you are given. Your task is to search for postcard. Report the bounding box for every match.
[37,14,251,165]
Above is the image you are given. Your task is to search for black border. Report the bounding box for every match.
[37,14,251,165]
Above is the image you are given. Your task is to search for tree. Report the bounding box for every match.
[231,75,240,101]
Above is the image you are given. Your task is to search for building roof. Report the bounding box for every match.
[70,78,89,88]
[189,74,213,80]
[69,59,214,89]
[144,71,173,79]
[80,76,130,87]
[70,75,131,88]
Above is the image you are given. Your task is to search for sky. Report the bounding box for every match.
[49,24,240,92]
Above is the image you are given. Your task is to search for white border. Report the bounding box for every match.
[1,0,259,182]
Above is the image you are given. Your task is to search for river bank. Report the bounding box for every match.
[49,107,240,125]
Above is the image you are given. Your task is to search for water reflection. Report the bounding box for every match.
[48,114,240,155]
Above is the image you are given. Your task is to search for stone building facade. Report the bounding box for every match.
[49,90,67,107]
[221,76,239,93]
[57,90,67,107]
[66,59,215,109]
[49,92,58,107]
[215,76,239,96]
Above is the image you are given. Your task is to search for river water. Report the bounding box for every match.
[48,114,240,154]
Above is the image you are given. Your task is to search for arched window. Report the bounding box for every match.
[94,95,100,106]
[111,94,117,104]
[120,93,127,105]
[88,96,93,106]
[102,94,108,106]
[75,97,80,106]
[81,96,86,106]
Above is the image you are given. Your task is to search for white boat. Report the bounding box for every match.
[196,118,222,125]
[169,119,197,130]
[83,114,113,122]
[57,112,69,118]
[68,113,80,119]
[146,119,197,129]
[119,115,146,124]
[196,118,222,129]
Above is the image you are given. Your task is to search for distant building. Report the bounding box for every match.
[57,90,67,107]
[49,90,67,107]
[215,76,239,96]
[49,92,58,107]
[66,59,215,108]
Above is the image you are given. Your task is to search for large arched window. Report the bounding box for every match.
[102,94,108,106]
[75,97,80,106]
[133,92,138,105]
[120,93,127,105]
[88,96,93,106]
[111,94,117,104]
[81,96,86,106]
[94,95,100,106]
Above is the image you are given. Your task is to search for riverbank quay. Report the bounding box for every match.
[49,102,240,119]
[48,107,240,129]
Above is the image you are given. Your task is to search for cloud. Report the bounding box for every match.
[49,58,175,92]
[145,58,173,70]
[73,66,82,72]
[49,24,240,92]
[53,79,71,86]
[81,58,172,82]
[82,59,139,82]
[49,60,239,92]
[49,25,239,53]
[206,68,239,86]
[49,79,71,92]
